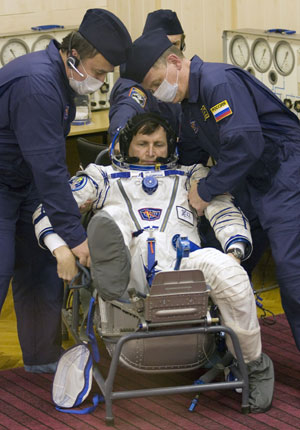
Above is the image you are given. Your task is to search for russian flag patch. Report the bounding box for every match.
[210,100,232,122]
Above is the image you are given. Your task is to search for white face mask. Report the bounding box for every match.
[69,62,104,95]
[153,65,178,103]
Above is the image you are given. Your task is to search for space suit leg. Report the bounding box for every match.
[181,247,274,413]
[182,248,261,361]
[87,210,131,301]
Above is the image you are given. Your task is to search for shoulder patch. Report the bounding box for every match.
[210,100,232,122]
[69,176,87,191]
[128,87,147,108]
[200,105,210,121]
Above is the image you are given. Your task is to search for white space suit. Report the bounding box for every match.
[34,160,261,363]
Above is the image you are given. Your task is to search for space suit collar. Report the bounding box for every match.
[112,157,178,172]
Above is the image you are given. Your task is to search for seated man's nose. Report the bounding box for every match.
[148,147,154,156]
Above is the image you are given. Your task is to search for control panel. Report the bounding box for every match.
[0,26,76,66]
[223,28,300,116]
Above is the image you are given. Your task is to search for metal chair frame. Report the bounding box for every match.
[62,269,250,425]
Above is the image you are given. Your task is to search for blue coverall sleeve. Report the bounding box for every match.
[11,90,86,249]
[109,100,146,139]
[178,113,210,166]
[197,75,266,201]
[109,84,149,139]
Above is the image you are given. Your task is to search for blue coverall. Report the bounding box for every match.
[109,76,269,278]
[109,77,181,140]
[0,40,86,366]
[181,55,300,349]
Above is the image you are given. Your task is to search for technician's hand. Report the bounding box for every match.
[71,239,91,267]
[188,182,210,216]
[53,245,79,281]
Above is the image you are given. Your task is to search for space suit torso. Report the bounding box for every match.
[34,160,252,294]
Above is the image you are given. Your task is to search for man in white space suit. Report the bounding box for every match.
[33,112,274,413]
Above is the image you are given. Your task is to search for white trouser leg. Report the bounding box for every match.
[181,248,262,363]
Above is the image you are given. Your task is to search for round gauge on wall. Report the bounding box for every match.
[229,35,250,68]
[0,38,30,66]
[273,41,295,76]
[31,34,53,52]
[251,38,272,73]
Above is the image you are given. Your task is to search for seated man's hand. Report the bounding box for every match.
[188,182,210,216]
[79,199,93,214]
[226,252,241,264]
[53,245,78,281]
[71,238,90,267]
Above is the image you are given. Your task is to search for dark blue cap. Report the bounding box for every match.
[143,9,183,35]
[79,9,132,66]
[120,29,172,83]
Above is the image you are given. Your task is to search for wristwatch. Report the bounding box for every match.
[227,248,244,260]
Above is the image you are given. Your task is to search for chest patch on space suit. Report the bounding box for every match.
[210,100,232,122]
[138,208,162,221]
[128,87,147,108]
[69,176,87,191]
[176,206,194,225]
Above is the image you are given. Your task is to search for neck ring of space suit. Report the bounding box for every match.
[111,154,178,172]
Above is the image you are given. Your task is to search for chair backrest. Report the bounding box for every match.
[145,269,209,323]
[95,147,111,166]
[97,269,215,373]
[76,137,107,168]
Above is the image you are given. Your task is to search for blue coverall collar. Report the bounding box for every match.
[187,55,203,103]
[46,39,74,95]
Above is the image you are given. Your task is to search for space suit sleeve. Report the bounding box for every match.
[186,164,252,259]
[33,163,108,250]
[68,163,106,209]
[204,194,252,260]
[186,164,210,184]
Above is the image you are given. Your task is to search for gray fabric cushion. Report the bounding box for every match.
[87,211,131,301]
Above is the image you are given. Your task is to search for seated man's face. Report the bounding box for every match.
[128,125,168,165]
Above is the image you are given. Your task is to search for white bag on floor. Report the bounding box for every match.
[52,343,94,412]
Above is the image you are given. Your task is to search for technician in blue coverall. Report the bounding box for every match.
[110,10,268,279]
[121,30,300,351]
[0,8,132,372]
[109,9,184,139]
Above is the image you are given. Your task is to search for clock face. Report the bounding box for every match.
[0,38,30,65]
[274,41,295,76]
[229,35,250,68]
[251,38,272,73]
[31,35,53,52]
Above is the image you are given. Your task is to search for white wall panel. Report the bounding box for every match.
[1,0,300,63]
